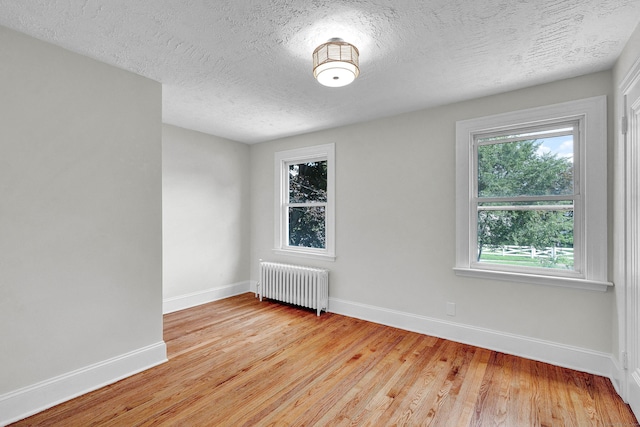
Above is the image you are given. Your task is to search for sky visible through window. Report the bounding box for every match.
[536,135,573,162]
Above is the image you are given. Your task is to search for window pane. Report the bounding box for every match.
[477,135,574,198]
[477,209,574,270]
[289,206,326,249]
[289,161,327,203]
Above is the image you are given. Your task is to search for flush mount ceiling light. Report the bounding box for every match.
[313,38,360,87]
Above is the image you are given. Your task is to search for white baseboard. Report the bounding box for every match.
[163,281,252,314]
[609,355,626,398]
[0,341,167,427]
[329,297,617,382]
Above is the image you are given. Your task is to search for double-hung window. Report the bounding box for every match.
[454,96,611,291]
[274,144,335,260]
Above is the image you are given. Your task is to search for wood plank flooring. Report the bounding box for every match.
[12,292,639,426]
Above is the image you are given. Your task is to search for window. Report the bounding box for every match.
[274,144,335,260]
[454,96,611,291]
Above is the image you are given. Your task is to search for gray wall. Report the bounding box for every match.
[162,124,250,300]
[250,71,614,353]
[0,26,163,394]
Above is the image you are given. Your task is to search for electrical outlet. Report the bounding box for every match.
[446,302,456,316]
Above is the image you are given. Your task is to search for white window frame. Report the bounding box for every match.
[454,96,612,291]
[274,143,335,261]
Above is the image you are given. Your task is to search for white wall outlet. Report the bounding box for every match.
[446,302,456,316]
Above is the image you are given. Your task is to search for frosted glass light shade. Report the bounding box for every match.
[313,40,359,87]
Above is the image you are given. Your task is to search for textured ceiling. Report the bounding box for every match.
[1,0,639,144]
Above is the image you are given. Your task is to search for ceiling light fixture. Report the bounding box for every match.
[313,38,360,87]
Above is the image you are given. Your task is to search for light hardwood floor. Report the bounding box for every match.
[12,292,639,426]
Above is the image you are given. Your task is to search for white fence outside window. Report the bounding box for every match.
[483,245,574,259]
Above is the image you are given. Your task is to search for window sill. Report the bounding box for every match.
[273,248,336,262]
[453,267,613,292]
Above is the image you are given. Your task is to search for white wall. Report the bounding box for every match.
[615,23,640,85]
[0,26,164,422]
[250,71,615,360]
[162,124,251,311]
